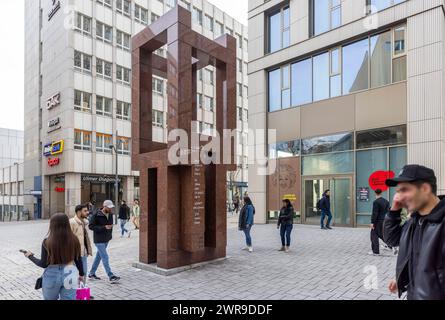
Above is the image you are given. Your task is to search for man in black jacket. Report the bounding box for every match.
[88,200,120,283]
[384,165,445,300]
[369,189,390,255]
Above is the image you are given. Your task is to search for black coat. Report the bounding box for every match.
[319,195,331,212]
[89,209,114,244]
[278,205,294,226]
[371,197,390,224]
[384,196,445,300]
[118,205,130,220]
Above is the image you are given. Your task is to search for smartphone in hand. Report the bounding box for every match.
[19,249,27,254]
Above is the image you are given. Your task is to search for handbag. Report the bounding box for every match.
[35,277,43,290]
[76,283,91,300]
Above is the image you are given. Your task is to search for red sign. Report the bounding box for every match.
[54,187,65,193]
[48,157,60,167]
[369,170,395,192]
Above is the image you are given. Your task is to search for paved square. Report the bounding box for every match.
[0,218,400,300]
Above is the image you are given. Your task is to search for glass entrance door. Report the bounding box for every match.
[303,176,353,227]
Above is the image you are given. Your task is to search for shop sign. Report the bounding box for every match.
[47,117,61,133]
[54,187,65,193]
[369,170,395,192]
[46,92,61,110]
[43,143,53,157]
[82,175,121,184]
[282,194,297,201]
[48,157,60,167]
[358,187,370,202]
[48,0,61,21]
[54,176,65,183]
[43,140,64,156]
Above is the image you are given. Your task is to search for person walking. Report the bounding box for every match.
[368,189,390,256]
[132,199,140,230]
[319,190,333,230]
[384,165,445,300]
[233,192,240,214]
[118,200,131,238]
[88,200,120,283]
[70,204,93,285]
[277,198,295,253]
[238,196,255,253]
[22,213,84,300]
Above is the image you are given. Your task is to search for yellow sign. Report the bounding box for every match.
[50,140,64,155]
[283,194,297,201]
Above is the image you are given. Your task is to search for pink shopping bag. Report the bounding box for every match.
[76,284,91,300]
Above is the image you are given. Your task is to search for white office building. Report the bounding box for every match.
[24,0,248,219]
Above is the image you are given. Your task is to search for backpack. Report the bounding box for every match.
[316,199,322,211]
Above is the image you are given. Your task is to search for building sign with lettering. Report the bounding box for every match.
[369,170,395,192]
[48,117,61,133]
[82,175,122,184]
[46,92,61,110]
[48,0,61,21]
[54,187,65,193]
[48,157,60,167]
[358,187,370,202]
[43,140,64,157]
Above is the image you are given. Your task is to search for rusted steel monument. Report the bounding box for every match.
[131,6,236,272]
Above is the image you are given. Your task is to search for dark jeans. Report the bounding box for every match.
[280,224,293,247]
[243,225,252,247]
[371,220,387,254]
[321,210,332,228]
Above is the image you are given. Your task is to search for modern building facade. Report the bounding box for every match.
[25,0,248,218]
[248,0,445,226]
[0,163,25,221]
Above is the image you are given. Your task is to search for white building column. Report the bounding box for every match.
[407,8,445,193]
[64,173,82,217]
[122,176,135,204]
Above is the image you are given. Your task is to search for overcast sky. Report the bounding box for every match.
[0,0,247,131]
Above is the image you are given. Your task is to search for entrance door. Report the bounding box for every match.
[303,176,353,227]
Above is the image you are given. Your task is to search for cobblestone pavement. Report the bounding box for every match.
[0,218,400,300]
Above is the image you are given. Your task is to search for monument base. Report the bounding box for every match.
[132,257,228,276]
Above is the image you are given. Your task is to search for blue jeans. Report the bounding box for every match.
[89,242,113,279]
[243,225,252,247]
[280,224,293,247]
[81,256,88,285]
[120,219,129,236]
[321,210,332,227]
[42,265,77,300]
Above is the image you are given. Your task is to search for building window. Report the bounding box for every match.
[367,0,407,14]
[215,21,224,37]
[311,0,341,37]
[116,65,131,84]
[151,13,160,23]
[356,125,407,150]
[74,51,92,73]
[302,132,353,155]
[330,47,342,97]
[152,110,164,128]
[117,136,130,155]
[393,25,406,82]
[268,69,281,112]
[204,15,214,31]
[291,58,312,106]
[117,101,131,120]
[152,78,164,94]
[96,96,113,117]
[116,30,131,50]
[204,69,214,85]
[192,7,202,25]
[237,34,243,49]
[342,38,369,94]
[226,28,233,36]
[313,52,329,101]
[134,4,148,24]
[116,0,131,16]
[97,0,112,8]
[96,21,113,42]
[238,83,243,97]
[74,130,92,151]
[165,0,177,9]
[96,133,113,153]
[74,90,92,112]
[269,140,301,159]
[204,96,214,111]
[74,12,92,35]
[96,58,113,79]
[267,5,290,53]
[179,0,191,10]
[197,94,203,108]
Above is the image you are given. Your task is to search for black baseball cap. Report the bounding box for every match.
[385,165,436,187]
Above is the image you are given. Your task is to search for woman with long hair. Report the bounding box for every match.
[277,199,295,253]
[238,196,255,253]
[22,213,84,300]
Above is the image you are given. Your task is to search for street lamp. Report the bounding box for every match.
[109,138,119,225]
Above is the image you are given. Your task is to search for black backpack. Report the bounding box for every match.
[316,199,322,211]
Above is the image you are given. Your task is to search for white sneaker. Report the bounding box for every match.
[242,247,249,251]
[368,251,379,256]
[248,247,253,253]
[381,244,391,251]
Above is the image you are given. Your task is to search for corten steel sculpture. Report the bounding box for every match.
[131,6,236,270]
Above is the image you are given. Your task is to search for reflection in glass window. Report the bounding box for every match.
[370,31,392,88]
[342,38,369,94]
[367,0,406,14]
[313,52,330,101]
[268,69,281,112]
[312,0,342,36]
[356,125,407,149]
[270,140,301,159]
[268,6,290,53]
[281,65,291,109]
[389,146,407,200]
[302,152,353,176]
[302,133,353,155]
[291,59,312,106]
